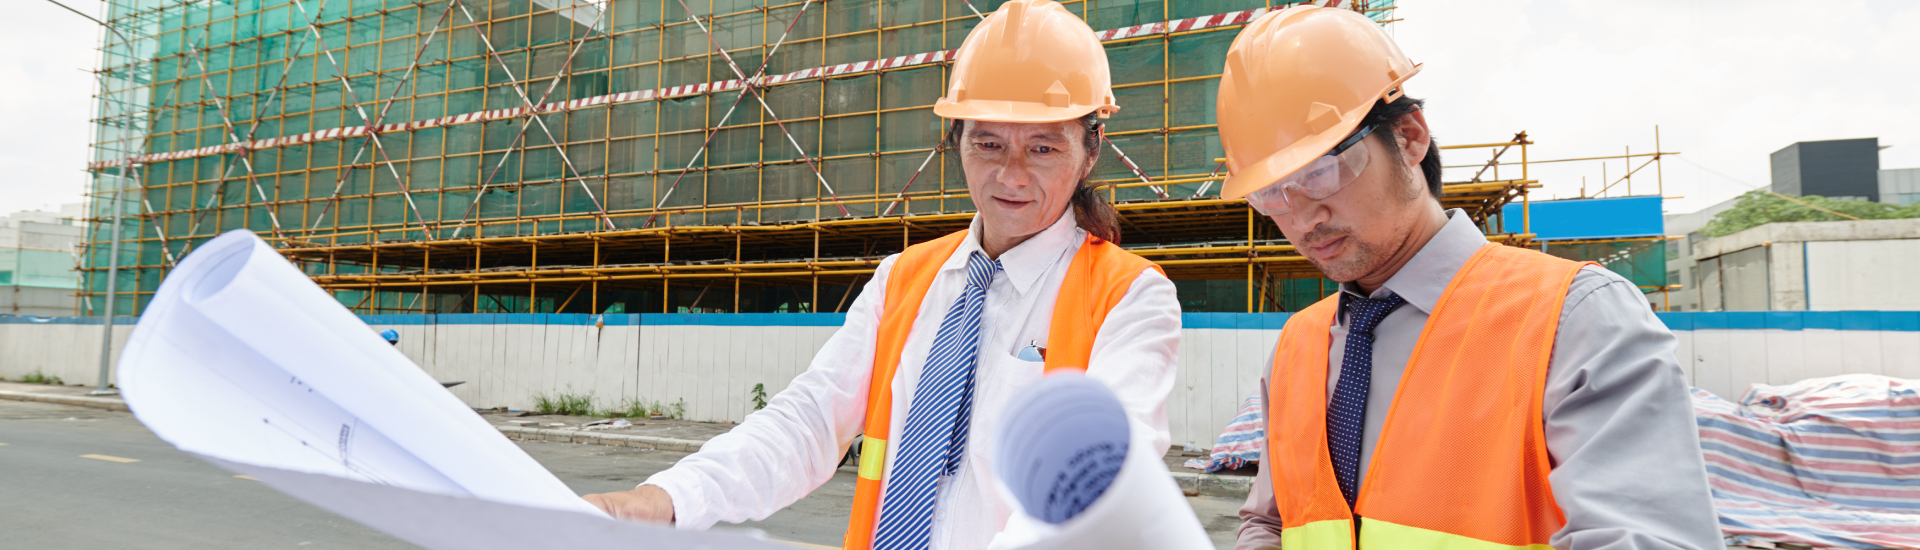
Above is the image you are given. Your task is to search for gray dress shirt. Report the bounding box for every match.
[1235,210,1722,550]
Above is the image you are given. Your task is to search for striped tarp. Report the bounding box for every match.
[1694,375,1920,549]
[1185,394,1264,473]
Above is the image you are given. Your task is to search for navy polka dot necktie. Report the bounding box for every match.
[1328,291,1406,509]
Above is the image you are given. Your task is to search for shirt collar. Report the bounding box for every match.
[1338,209,1489,315]
[948,210,1084,296]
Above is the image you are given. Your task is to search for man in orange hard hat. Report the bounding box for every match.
[1219,6,1720,550]
[582,1,1181,549]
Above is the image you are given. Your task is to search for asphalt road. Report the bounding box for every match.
[0,399,1243,549]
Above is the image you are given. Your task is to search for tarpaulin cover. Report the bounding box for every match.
[1694,375,1920,549]
[1184,394,1262,473]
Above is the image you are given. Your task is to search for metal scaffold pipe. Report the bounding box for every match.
[46,0,133,395]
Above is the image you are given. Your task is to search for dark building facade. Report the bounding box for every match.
[1771,138,1882,202]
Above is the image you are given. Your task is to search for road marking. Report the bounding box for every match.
[0,442,8,446]
[774,541,838,550]
[80,454,140,463]
[234,475,259,481]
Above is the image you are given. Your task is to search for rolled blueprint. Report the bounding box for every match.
[118,229,598,512]
[996,372,1214,550]
[117,229,792,549]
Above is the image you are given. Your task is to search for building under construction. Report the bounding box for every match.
[80,0,1552,316]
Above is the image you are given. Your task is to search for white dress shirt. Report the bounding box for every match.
[642,211,1182,550]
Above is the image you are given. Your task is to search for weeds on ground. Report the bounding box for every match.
[750,383,768,411]
[583,398,691,419]
[20,371,63,385]
[606,397,669,418]
[532,391,596,416]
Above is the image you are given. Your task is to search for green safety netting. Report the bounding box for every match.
[81,0,1389,313]
[1540,239,1670,292]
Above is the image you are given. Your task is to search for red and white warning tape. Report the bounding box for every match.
[89,3,1366,171]
[1093,6,1270,41]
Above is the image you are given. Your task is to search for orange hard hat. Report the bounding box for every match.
[1216,5,1420,200]
[933,0,1119,124]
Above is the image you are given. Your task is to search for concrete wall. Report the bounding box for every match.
[1,286,76,317]
[1670,312,1920,401]
[1718,246,1771,311]
[4,312,1917,449]
[373,313,1287,450]
[0,317,134,386]
[1692,218,1920,312]
[1807,239,1920,311]
[1664,190,1756,313]
[1694,218,1920,258]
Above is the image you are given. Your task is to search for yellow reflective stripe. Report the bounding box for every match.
[1360,519,1553,550]
[1279,519,1353,550]
[857,436,888,481]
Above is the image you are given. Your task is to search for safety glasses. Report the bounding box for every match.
[1244,123,1376,217]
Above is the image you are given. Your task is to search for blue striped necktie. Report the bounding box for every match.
[1328,291,1405,509]
[873,251,1001,550]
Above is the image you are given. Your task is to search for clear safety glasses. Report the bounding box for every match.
[1244,124,1377,217]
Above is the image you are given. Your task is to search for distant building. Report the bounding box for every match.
[1689,218,1920,311]
[1663,191,1753,312]
[0,206,85,317]
[1664,139,1918,311]
[1883,167,1920,206]
[1771,138,1882,202]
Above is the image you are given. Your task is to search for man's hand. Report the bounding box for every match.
[583,484,676,524]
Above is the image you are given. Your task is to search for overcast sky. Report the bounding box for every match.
[1397,0,1920,214]
[2,0,100,218]
[3,0,1915,218]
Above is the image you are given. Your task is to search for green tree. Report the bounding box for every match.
[1700,190,1920,238]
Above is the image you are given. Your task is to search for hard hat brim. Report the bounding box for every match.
[933,98,1117,124]
[1220,113,1366,201]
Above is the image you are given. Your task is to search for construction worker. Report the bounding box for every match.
[1217,6,1720,550]
[582,1,1180,548]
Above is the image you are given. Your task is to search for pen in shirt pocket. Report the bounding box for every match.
[1016,340,1046,362]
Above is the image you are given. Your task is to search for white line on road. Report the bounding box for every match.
[774,541,839,550]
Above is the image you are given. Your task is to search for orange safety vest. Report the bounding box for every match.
[842,229,1162,550]
[1265,244,1590,549]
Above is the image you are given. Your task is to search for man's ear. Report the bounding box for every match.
[1395,109,1431,171]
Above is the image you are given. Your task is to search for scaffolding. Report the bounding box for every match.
[1445,126,1683,308]
[78,0,1564,316]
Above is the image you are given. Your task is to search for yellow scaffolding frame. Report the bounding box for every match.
[79,0,1441,315]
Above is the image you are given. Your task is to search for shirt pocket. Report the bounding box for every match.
[986,351,1046,399]
[969,351,1046,474]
